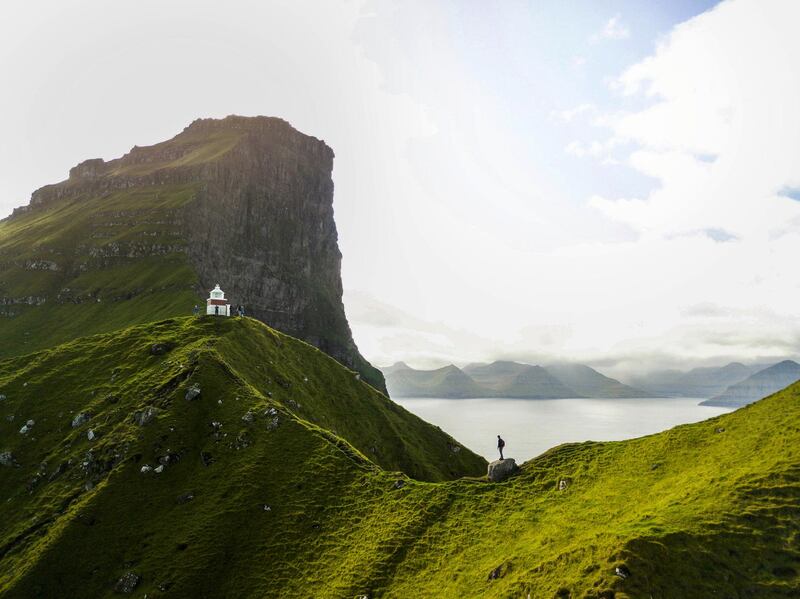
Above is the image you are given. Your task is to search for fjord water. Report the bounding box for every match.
[394,397,732,462]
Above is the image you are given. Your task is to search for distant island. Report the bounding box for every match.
[381,360,653,399]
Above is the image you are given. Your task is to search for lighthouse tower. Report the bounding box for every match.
[206,284,231,316]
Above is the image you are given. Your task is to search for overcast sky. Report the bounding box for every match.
[2,0,799,377]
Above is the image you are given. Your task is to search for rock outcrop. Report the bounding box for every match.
[1,115,384,392]
[487,458,518,482]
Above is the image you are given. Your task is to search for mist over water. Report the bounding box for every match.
[394,397,732,462]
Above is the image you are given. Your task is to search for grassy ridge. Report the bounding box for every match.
[0,318,798,597]
[0,185,202,358]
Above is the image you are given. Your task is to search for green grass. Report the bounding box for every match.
[0,317,798,598]
[0,185,203,358]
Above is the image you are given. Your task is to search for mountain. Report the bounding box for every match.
[628,362,761,397]
[2,317,799,597]
[701,360,800,407]
[464,361,577,398]
[0,115,384,392]
[384,362,487,398]
[545,363,653,398]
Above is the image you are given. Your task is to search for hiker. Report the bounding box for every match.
[239,305,245,317]
[497,435,505,460]
[192,304,199,316]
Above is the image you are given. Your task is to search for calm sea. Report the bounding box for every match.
[393,397,732,463]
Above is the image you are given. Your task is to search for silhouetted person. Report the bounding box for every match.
[215,306,219,316]
[497,435,505,460]
[192,304,199,316]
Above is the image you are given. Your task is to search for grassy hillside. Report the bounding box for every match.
[0,185,202,357]
[1,317,798,597]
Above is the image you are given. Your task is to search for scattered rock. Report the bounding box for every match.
[141,465,153,474]
[287,399,301,410]
[715,427,725,433]
[19,425,30,435]
[0,451,16,467]
[87,429,96,441]
[448,443,462,453]
[614,565,631,579]
[72,412,91,428]
[487,458,518,483]
[26,419,35,427]
[200,451,214,466]
[241,411,255,424]
[393,480,405,490]
[265,407,278,417]
[154,465,164,474]
[266,416,280,431]
[262,504,272,512]
[185,385,201,401]
[0,394,6,401]
[133,406,159,426]
[149,342,174,356]
[176,491,195,504]
[114,571,140,594]
[558,479,570,491]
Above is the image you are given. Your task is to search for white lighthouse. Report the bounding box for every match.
[206,284,231,316]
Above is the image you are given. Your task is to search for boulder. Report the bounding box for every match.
[0,451,16,467]
[487,458,518,482]
[133,406,159,426]
[71,412,91,428]
[114,571,140,594]
[184,385,201,401]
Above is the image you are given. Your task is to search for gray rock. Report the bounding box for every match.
[140,465,153,474]
[558,479,569,491]
[154,464,165,474]
[185,385,201,401]
[26,419,35,427]
[71,412,91,428]
[0,394,6,401]
[487,458,518,482]
[176,491,195,504]
[87,429,96,441]
[114,571,140,593]
[19,425,30,435]
[133,406,159,426]
[0,451,16,467]
[241,411,255,424]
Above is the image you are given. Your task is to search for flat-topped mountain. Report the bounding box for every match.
[0,115,384,391]
[383,360,653,399]
[701,360,800,407]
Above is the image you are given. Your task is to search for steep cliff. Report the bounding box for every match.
[0,115,384,391]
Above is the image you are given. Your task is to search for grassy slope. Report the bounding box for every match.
[0,318,798,598]
[0,185,202,358]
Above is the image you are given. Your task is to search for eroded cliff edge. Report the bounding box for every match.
[2,115,385,392]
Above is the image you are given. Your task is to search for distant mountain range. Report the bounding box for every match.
[700,360,800,407]
[627,362,765,398]
[382,360,652,399]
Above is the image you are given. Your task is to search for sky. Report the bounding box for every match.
[1,0,799,378]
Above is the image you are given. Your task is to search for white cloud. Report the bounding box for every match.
[590,14,630,42]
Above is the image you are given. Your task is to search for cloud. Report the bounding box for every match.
[590,14,630,42]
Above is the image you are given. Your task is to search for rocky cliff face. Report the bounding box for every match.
[2,115,384,392]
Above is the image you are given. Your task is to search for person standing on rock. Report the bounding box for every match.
[497,435,505,460]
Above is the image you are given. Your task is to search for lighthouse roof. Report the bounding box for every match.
[208,284,226,300]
